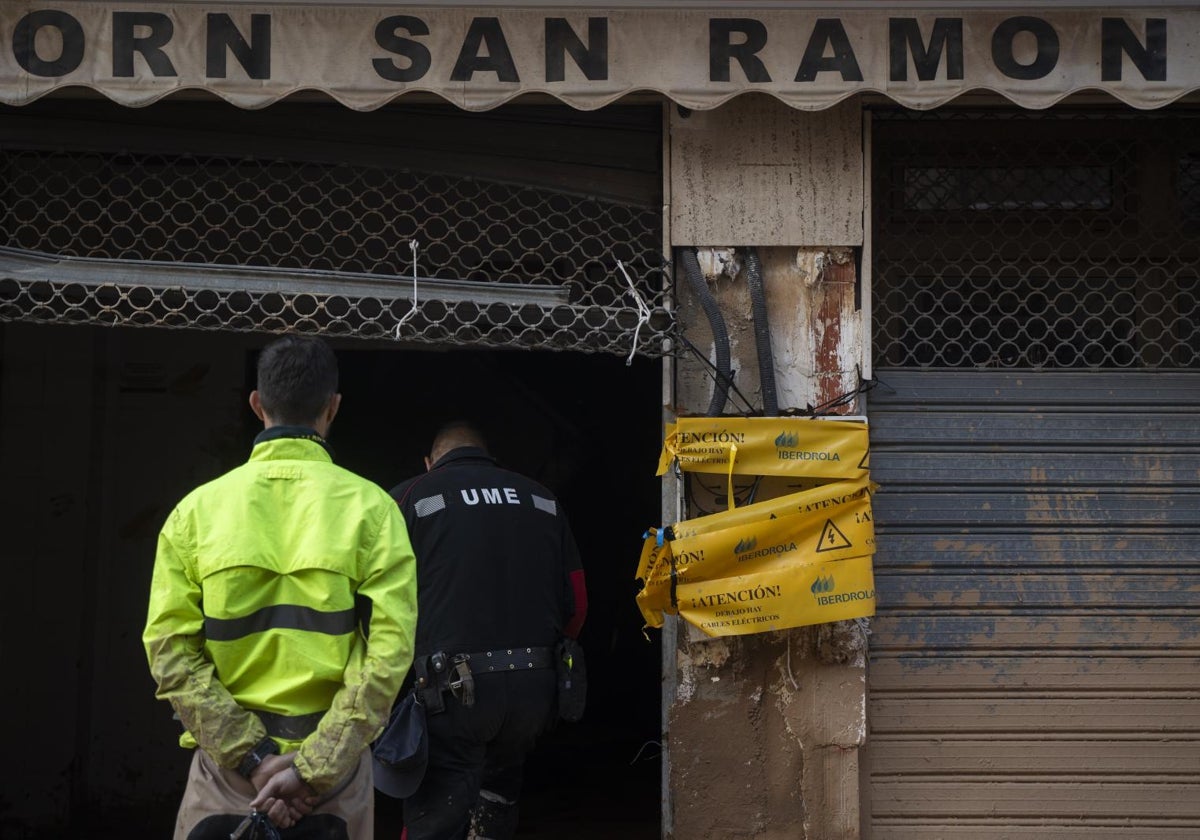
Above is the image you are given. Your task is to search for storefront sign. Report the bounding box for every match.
[0,5,1194,110]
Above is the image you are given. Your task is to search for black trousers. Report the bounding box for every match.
[403,669,557,840]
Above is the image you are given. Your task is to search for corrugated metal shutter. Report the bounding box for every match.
[865,110,1200,838]
[865,369,1200,839]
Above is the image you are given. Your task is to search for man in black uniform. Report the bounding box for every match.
[386,421,587,840]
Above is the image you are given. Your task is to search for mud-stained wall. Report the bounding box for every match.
[668,635,803,839]
[668,247,868,838]
[665,91,868,839]
[667,624,868,839]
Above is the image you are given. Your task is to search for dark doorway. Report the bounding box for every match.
[332,347,664,839]
[0,323,662,838]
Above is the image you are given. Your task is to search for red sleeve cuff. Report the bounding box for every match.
[564,569,587,639]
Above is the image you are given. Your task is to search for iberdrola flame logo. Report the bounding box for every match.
[734,536,757,554]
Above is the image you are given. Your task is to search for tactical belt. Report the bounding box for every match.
[414,646,555,715]
[458,646,554,672]
[258,709,325,740]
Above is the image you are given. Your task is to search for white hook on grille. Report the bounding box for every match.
[395,240,419,338]
[617,259,652,366]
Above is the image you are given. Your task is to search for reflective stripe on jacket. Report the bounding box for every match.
[143,436,418,793]
[390,446,584,657]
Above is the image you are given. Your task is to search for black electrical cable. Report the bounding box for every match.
[743,247,779,417]
[679,247,732,417]
[673,332,756,416]
[688,472,761,515]
[805,366,881,416]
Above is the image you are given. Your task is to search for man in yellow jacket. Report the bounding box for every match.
[144,335,417,839]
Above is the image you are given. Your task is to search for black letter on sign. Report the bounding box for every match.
[1101,18,1166,82]
[113,12,176,77]
[13,10,85,77]
[373,16,431,82]
[890,18,963,81]
[546,18,607,82]
[451,17,519,82]
[709,18,770,83]
[796,19,863,82]
[992,16,1058,80]
[207,14,271,79]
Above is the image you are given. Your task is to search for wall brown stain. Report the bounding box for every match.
[814,254,856,410]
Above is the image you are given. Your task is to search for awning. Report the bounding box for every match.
[2,4,1197,112]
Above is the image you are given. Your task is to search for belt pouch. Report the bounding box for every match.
[414,655,446,715]
[555,637,587,722]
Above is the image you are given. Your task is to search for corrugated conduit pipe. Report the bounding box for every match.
[680,246,731,416]
[743,247,779,417]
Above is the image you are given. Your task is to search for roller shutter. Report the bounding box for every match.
[865,111,1200,839]
[0,100,668,357]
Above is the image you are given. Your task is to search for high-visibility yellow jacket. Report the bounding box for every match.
[143,434,417,793]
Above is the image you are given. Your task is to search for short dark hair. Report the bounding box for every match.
[255,335,338,426]
[429,420,488,462]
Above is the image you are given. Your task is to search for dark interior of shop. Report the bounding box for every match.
[1,324,663,838]
[335,345,664,839]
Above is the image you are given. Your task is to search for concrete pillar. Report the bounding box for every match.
[665,96,868,838]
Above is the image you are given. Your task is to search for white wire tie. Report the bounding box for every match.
[617,259,652,366]
[395,239,420,338]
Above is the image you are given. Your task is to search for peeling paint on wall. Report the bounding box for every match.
[670,238,869,838]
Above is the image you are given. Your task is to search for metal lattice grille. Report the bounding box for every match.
[0,147,669,355]
[0,278,645,348]
[873,112,1200,369]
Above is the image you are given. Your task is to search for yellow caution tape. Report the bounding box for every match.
[677,554,876,636]
[726,442,738,510]
[635,479,877,633]
[657,417,869,479]
[635,529,674,628]
[668,478,873,541]
[667,488,873,581]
